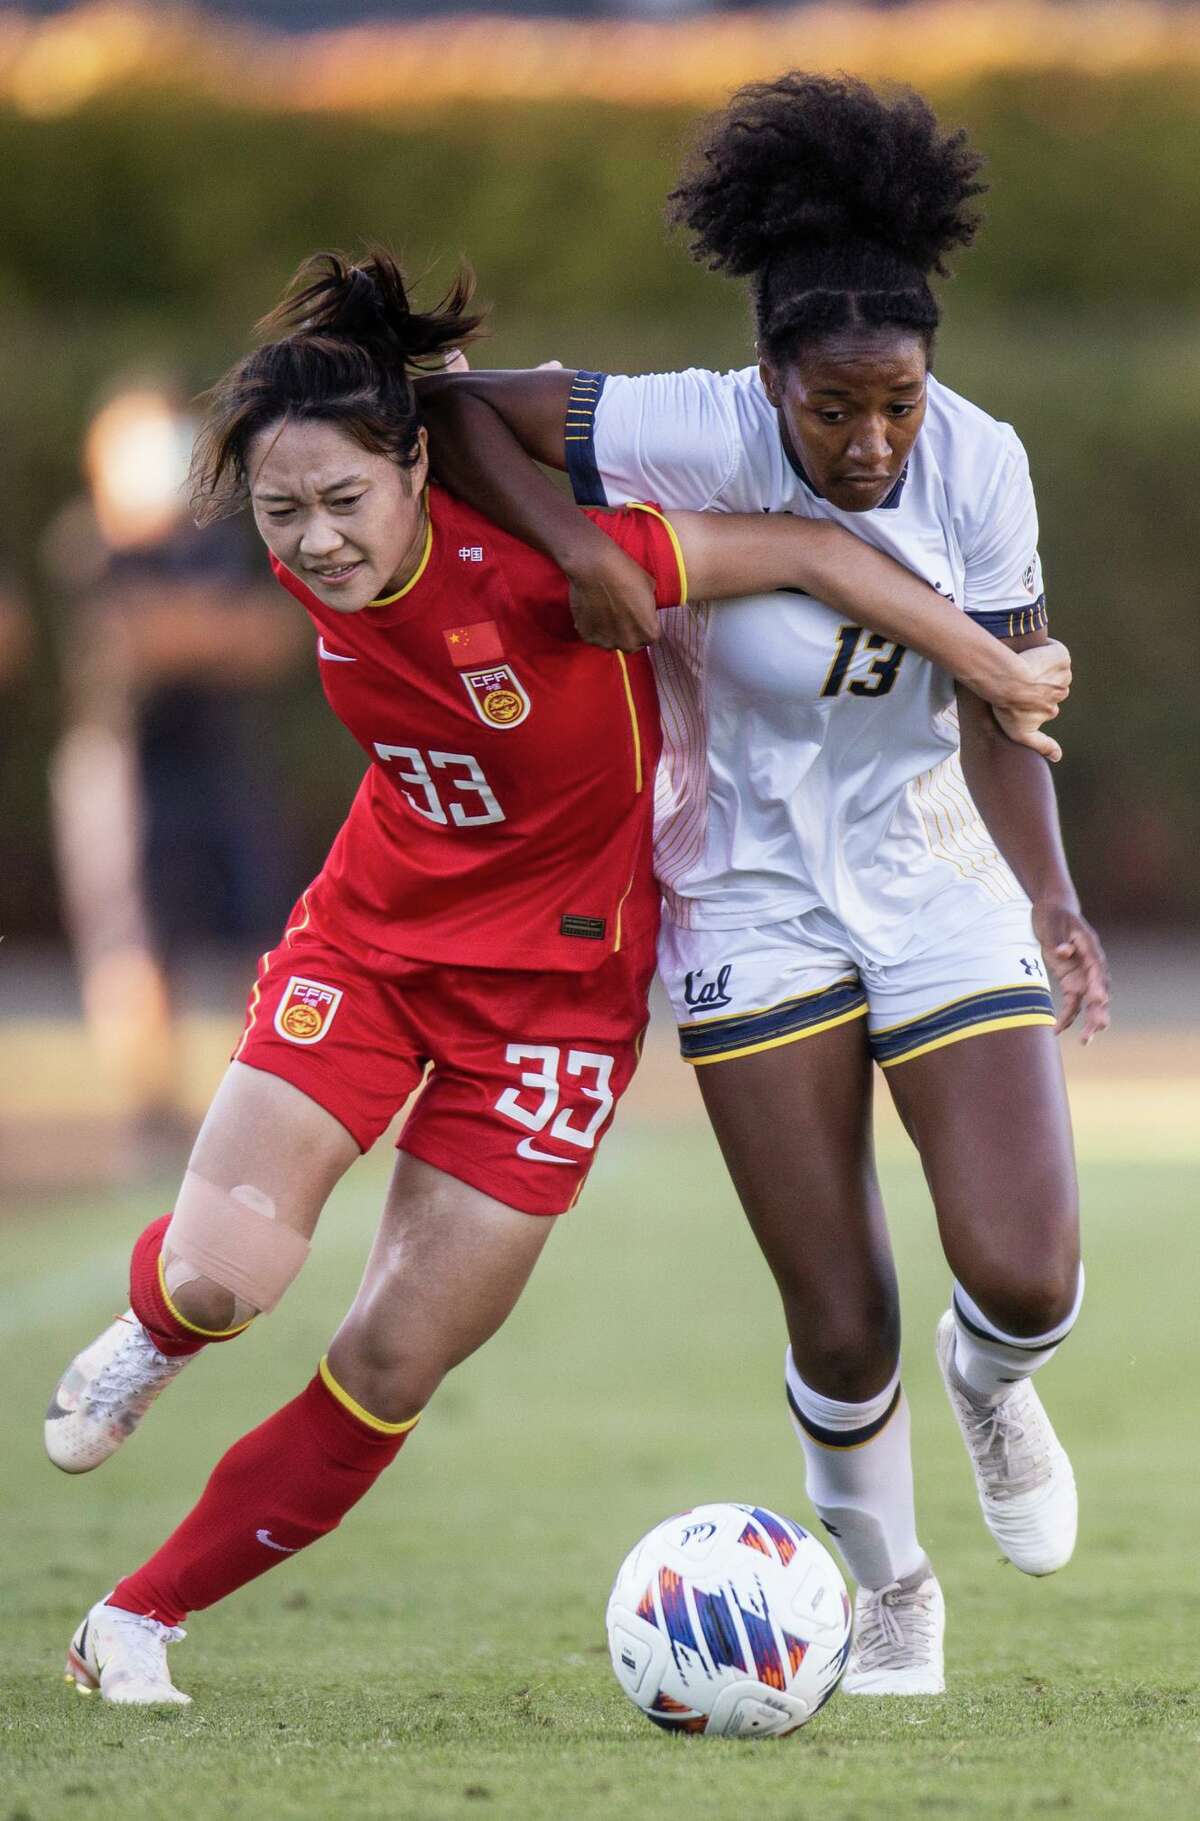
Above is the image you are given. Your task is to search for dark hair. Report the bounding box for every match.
[190,248,485,523]
[668,72,986,367]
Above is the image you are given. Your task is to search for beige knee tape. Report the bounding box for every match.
[164,1170,311,1314]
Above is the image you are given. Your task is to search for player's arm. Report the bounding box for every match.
[664,509,1071,737]
[418,369,663,651]
[420,371,1064,726]
[956,629,1109,1041]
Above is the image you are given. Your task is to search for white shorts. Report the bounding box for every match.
[660,899,1056,1070]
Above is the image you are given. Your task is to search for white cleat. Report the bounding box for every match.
[45,1311,190,1473]
[65,1598,190,1705]
[841,1563,945,1695]
[936,1310,1077,1576]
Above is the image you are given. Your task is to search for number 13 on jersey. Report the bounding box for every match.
[820,625,907,699]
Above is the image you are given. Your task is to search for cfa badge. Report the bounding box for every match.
[274,976,343,1045]
[460,664,531,729]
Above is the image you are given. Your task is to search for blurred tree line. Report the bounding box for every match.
[1,66,1196,934]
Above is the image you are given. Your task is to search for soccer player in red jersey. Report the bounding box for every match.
[44,250,1069,1704]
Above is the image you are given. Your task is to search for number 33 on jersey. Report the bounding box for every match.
[269,486,685,975]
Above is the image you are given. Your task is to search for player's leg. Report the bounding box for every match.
[46,919,412,1474]
[65,952,643,1703]
[662,915,943,1694]
[65,1158,555,1704]
[876,913,1081,1575]
[45,1062,360,1473]
[326,1155,554,1420]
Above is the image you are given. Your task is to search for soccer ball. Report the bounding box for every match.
[606,1502,852,1738]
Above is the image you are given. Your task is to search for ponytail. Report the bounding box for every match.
[191,247,485,524]
[259,248,482,369]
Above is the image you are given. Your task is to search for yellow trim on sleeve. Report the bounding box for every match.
[625,500,689,605]
[156,1254,256,1340]
[318,1355,421,1435]
[879,1012,1056,1069]
[368,501,433,606]
[688,1001,869,1066]
[614,651,644,794]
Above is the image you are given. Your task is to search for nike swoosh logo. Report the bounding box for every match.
[515,1137,575,1165]
[317,637,356,663]
[256,1528,299,1553]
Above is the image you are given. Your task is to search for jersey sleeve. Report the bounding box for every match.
[961,432,1049,639]
[566,369,741,512]
[582,502,688,609]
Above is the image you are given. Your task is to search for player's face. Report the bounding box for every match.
[760,332,928,514]
[249,418,429,612]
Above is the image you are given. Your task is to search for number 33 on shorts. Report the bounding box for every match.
[495,1044,616,1163]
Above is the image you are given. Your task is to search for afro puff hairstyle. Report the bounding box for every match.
[668,72,987,365]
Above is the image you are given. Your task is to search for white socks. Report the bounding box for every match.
[784,1269,1084,1589]
[785,1349,926,1593]
[952,1267,1085,1403]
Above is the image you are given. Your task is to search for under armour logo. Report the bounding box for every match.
[1020,955,1044,978]
[458,545,484,563]
[683,964,733,1015]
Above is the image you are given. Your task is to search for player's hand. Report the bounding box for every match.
[565,540,661,651]
[1018,637,1071,702]
[1032,900,1110,1042]
[973,636,1070,717]
[993,703,1062,764]
[990,640,1071,762]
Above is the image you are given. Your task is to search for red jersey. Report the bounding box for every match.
[270,485,685,972]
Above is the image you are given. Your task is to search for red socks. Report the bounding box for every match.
[108,1365,416,1626]
[128,1214,243,1358]
[120,1223,416,1624]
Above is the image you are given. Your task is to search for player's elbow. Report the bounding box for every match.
[414,372,473,414]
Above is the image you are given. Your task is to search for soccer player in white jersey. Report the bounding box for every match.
[43,246,1071,1707]
[421,73,1110,1695]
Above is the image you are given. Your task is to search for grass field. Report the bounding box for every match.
[2,1060,1198,1821]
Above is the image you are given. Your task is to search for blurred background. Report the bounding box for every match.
[0,0,1197,1191]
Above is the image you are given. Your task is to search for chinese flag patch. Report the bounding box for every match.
[443,621,504,669]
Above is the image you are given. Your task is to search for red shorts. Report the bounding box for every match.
[232,902,654,1216]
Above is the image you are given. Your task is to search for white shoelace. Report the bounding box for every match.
[958,1383,1053,1500]
[86,1325,183,1423]
[851,1582,940,1674]
[101,1610,185,1687]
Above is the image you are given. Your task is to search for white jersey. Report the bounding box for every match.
[565,366,1048,964]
